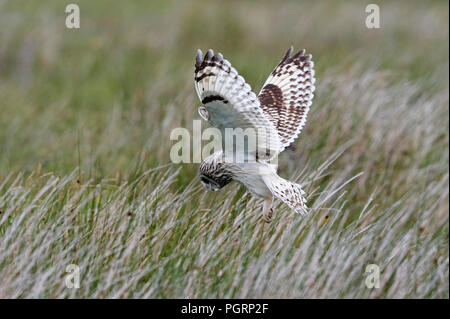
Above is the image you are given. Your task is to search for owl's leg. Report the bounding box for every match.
[262,197,274,223]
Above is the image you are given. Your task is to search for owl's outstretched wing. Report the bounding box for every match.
[194,49,281,162]
[258,47,315,153]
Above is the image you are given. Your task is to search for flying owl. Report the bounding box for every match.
[194,47,315,222]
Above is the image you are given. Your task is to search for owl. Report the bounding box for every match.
[194,47,315,222]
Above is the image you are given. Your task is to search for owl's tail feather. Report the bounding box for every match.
[262,173,308,215]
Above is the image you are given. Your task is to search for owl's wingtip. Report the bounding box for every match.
[282,46,294,62]
[205,49,214,60]
[214,52,223,62]
[195,49,203,67]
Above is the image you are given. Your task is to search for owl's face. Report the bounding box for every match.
[198,157,233,192]
[199,174,222,191]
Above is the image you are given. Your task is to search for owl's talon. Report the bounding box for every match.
[263,208,273,223]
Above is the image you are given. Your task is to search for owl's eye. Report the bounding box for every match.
[200,175,220,191]
[200,176,209,184]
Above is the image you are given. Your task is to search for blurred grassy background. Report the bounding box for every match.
[0,0,448,298]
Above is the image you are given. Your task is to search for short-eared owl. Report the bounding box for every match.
[194,47,315,222]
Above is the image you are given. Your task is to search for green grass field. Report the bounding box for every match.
[0,0,448,298]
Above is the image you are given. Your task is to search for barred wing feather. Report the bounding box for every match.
[258,46,316,153]
[194,49,281,161]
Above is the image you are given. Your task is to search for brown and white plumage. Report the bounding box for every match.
[194,47,315,221]
[258,47,315,152]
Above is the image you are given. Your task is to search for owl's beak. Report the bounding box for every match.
[200,175,220,192]
[202,181,219,192]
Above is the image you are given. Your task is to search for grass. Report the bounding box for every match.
[0,0,448,298]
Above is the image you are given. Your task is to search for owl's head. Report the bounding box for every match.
[198,153,232,192]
